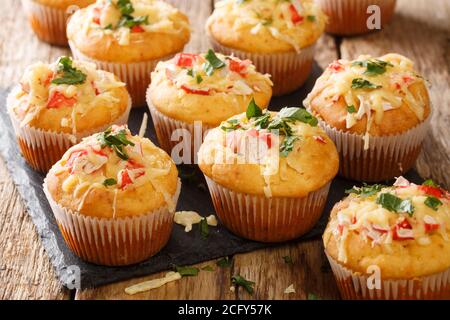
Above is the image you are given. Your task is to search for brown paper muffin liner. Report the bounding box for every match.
[70,41,174,107]
[208,35,315,96]
[21,0,71,46]
[326,252,450,300]
[316,116,430,182]
[147,92,213,164]
[43,180,181,266]
[317,0,397,35]
[7,87,131,173]
[204,177,330,242]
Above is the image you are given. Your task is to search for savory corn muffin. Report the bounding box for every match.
[44,125,181,266]
[7,56,131,172]
[304,53,431,182]
[67,0,191,106]
[22,0,95,46]
[323,177,450,299]
[317,0,397,35]
[206,0,327,95]
[198,100,339,242]
[147,50,273,162]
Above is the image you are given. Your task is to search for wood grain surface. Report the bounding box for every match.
[0,0,448,300]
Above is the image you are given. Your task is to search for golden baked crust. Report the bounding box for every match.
[67,0,190,63]
[149,51,273,126]
[323,178,450,278]
[46,126,179,218]
[304,53,431,137]
[33,0,94,10]
[8,57,129,134]
[198,108,339,197]
[206,0,326,53]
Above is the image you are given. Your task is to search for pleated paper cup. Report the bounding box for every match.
[21,0,72,46]
[208,35,315,96]
[316,116,430,182]
[204,177,330,242]
[70,41,174,107]
[7,87,131,173]
[326,252,450,300]
[317,0,397,35]
[147,92,213,164]
[43,179,181,266]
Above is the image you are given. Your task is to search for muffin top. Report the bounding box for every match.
[34,0,95,10]
[304,53,431,149]
[323,177,450,278]
[45,125,179,218]
[149,50,273,126]
[206,0,326,53]
[8,56,129,135]
[67,0,190,62]
[198,100,339,197]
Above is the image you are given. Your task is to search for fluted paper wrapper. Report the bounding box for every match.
[21,0,72,46]
[205,177,330,242]
[317,117,430,182]
[317,0,397,35]
[326,252,450,300]
[70,41,173,107]
[208,35,315,96]
[43,180,181,266]
[147,94,213,164]
[7,88,131,173]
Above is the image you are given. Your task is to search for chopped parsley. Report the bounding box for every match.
[307,15,316,22]
[97,127,135,160]
[352,59,393,76]
[216,257,232,268]
[221,119,241,132]
[51,56,87,85]
[115,0,149,29]
[422,179,438,187]
[347,105,356,113]
[308,293,320,300]
[196,74,203,84]
[376,193,414,216]
[103,178,117,186]
[424,196,442,211]
[246,98,263,119]
[345,183,385,197]
[351,78,382,89]
[201,265,215,272]
[175,265,200,277]
[199,218,209,239]
[231,275,255,295]
[280,136,298,157]
[203,49,226,76]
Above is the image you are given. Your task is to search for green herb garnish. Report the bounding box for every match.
[199,218,209,239]
[103,178,117,186]
[221,119,241,132]
[280,136,298,157]
[115,0,148,29]
[422,179,438,187]
[347,105,356,113]
[187,69,194,77]
[246,98,263,119]
[345,183,385,197]
[308,293,320,300]
[307,15,316,22]
[352,59,393,76]
[351,78,382,89]
[376,193,414,216]
[203,49,226,76]
[196,74,203,84]
[117,0,134,15]
[201,265,215,272]
[175,265,200,277]
[51,56,87,85]
[424,196,443,211]
[216,257,232,268]
[231,275,255,295]
[97,127,135,160]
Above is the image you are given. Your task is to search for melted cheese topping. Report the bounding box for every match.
[200,111,328,197]
[208,0,326,52]
[329,177,450,263]
[304,53,428,149]
[53,125,176,213]
[153,52,272,96]
[81,0,190,46]
[11,57,125,133]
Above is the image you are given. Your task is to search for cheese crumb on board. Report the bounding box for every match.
[284,284,296,294]
[174,211,218,232]
[206,215,218,226]
[125,272,182,295]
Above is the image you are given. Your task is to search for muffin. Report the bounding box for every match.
[147,50,273,162]
[67,0,190,107]
[22,0,95,46]
[317,0,397,35]
[304,53,431,182]
[323,177,450,299]
[43,125,181,266]
[206,0,326,96]
[7,56,131,172]
[198,100,339,242]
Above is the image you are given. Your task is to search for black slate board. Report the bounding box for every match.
[0,63,423,289]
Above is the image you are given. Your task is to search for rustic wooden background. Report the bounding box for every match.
[0,0,448,300]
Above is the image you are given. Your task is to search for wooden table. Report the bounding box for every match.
[0,0,448,300]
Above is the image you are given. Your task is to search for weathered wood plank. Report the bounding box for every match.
[340,0,450,188]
